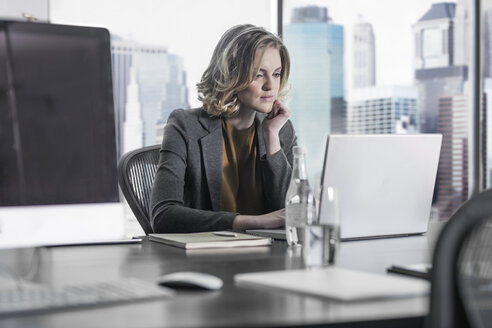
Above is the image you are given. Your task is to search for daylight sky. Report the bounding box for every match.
[50,0,440,107]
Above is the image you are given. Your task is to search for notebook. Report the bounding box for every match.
[149,231,272,249]
[318,134,442,240]
[235,267,430,301]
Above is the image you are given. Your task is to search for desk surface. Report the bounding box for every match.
[0,223,443,328]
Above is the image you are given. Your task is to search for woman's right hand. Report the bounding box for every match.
[232,208,285,231]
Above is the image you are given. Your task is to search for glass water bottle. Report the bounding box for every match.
[285,146,316,246]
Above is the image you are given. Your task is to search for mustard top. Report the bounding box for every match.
[221,119,264,215]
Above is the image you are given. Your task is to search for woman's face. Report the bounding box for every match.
[237,46,282,114]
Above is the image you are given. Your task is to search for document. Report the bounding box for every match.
[235,267,430,301]
[149,231,272,249]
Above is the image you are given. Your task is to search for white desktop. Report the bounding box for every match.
[0,203,126,249]
[0,21,125,249]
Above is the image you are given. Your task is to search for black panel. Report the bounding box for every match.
[0,21,118,205]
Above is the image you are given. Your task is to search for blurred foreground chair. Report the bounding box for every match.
[117,145,161,235]
[428,189,492,328]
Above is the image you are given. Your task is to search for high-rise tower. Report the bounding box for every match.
[413,2,466,134]
[453,0,471,67]
[283,6,345,183]
[413,2,469,219]
[123,66,143,154]
[111,37,189,156]
[353,20,376,88]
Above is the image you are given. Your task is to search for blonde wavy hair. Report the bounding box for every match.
[197,24,290,116]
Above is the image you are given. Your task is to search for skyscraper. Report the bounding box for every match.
[482,9,492,190]
[413,2,469,219]
[413,2,465,134]
[283,6,344,183]
[353,20,376,88]
[484,8,492,78]
[483,78,492,189]
[437,94,468,218]
[111,37,189,156]
[123,66,143,154]
[347,86,418,134]
[453,0,471,67]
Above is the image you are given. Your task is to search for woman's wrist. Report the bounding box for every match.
[262,129,281,157]
[232,214,259,231]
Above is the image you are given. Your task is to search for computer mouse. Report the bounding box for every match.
[156,271,223,290]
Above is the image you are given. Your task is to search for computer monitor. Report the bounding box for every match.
[0,20,125,248]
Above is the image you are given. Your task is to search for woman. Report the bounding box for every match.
[150,24,297,233]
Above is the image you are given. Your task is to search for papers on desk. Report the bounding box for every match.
[235,267,430,301]
[149,231,272,249]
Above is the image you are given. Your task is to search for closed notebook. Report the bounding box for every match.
[149,231,272,249]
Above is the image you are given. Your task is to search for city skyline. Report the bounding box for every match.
[111,37,188,155]
[50,0,436,108]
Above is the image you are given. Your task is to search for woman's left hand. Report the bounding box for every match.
[262,100,290,135]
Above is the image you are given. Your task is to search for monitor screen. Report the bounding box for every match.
[0,20,119,206]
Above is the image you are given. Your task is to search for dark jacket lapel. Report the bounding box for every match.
[198,111,222,211]
[255,113,267,159]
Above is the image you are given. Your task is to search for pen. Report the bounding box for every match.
[213,231,237,237]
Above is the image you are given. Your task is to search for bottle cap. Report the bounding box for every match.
[293,146,305,156]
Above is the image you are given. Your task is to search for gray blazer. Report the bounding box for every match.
[150,107,297,233]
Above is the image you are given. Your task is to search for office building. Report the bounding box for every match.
[155,122,166,145]
[283,6,344,183]
[111,37,189,156]
[453,0,471,67]
[413,2,455,71]
[347,86,418,134]
[484,8,492,78]
[353,21,376,88]
[437,94,468,219]
[413,2,470,219]
[414,66,467,134]
[483,10,492,190]
[413,2,467,134]
[484,79,492,189]
[123,66,144,154]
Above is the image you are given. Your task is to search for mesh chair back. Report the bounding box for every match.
[428,189,492,328]
[117,145,161,235]
[457,217,492,328]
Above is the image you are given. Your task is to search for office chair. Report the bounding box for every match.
[427,189,492,328]
[117,145,161,235]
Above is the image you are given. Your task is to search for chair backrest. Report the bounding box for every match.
[117,145,161,235]
[427,189,492,328]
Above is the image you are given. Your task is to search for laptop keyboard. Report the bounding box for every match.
[0,278,175,316]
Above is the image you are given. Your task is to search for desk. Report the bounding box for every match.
[0,223,443,328]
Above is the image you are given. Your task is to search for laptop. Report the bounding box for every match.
[318,134,442,240]
[247,134,442,241]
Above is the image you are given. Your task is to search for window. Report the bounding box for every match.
[48,0,276,235]
[50,0,276,156]
[11,0,483,224]
[282,0,474,221]
[422,28,441,58]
